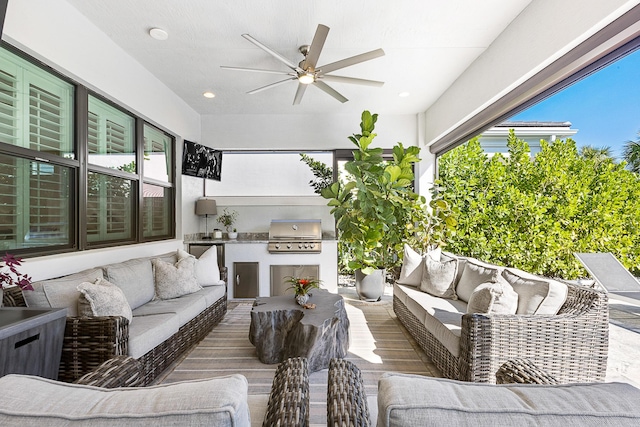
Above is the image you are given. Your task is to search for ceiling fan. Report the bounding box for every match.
[221,24,385,105]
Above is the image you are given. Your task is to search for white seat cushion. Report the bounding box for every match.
[132,292,207,327]
[128,312,180,358]
[0,374,250,427]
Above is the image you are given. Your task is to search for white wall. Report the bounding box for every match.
[4,0,201,278]
[424,0,640,148]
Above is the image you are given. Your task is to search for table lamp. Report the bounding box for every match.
[195,197,217,239]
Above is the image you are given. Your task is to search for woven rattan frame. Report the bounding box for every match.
[394,281,609,383]
[74,355,143,388]
[327,358,370,427]
[6,268,228,385]
[496,358,560,385]
[262,357,309,427]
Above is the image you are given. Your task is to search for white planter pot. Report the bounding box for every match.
[228,232,238,239]
[354,268,386,302]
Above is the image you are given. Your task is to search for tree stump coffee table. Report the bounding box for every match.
[249,289,350,372]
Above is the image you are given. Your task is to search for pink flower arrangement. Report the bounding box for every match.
[0,253,33,291]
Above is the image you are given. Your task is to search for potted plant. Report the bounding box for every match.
[216,208,238,239]
[285,276,321,306]
[321,111,454,300]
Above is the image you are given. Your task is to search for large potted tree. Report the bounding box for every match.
[321,111,454,301]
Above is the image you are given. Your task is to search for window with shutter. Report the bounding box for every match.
[87,95,135,170]
[0,45,175,255]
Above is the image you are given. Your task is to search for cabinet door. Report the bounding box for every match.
[234,262,259,298]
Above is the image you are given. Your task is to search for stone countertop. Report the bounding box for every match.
[185,231,336,244]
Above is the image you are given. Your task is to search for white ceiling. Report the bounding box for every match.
[64,0,533,117]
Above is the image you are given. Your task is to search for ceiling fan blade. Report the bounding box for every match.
[303,24,329,70]
[241,33,302,72]
[313,80,348,103]
[319,48,385,74]
[293,83,308,105]
[220,66,293,76]
[247,77,297,95]
[320,75,384,87]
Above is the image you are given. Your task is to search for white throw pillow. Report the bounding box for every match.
[397,244,441,286]
[77,278,133,323]
[153,257,202,299]
[419,253,458,299]
[456,258,503,303]
[501,268,568,315]
[194,246,225,286]
[467,278,518,315]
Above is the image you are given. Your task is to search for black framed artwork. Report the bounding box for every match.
[182,140,222,181]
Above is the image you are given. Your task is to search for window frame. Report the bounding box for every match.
[0,42,176,257]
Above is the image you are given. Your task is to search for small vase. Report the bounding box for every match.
[295,293,309,306]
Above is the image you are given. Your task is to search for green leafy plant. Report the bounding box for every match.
[437,131,640,278]
[299,153,333,195]
[320,111,455,276]
[216,208,238,233]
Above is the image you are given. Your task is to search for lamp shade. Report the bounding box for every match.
[195,198,217,216]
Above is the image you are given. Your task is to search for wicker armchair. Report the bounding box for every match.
[263,357,310,427]
[2,268,228,385]
[394,281,609,383]
[327,358,370,427]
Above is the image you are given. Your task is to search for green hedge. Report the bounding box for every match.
[437,131,640,278]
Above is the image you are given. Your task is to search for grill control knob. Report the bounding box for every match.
[287,243,292,249]
[310,243,316,249]
[275,243,280,249]
[304,243,309,249]
[298,243,303,249]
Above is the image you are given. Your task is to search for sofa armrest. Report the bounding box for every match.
[58,315,130,383]
[496,359,559,385]
[263,357,309,427]
[2,285,27,307]
[74,355,143,388]
[459,307,608,383]
[327,358,370,427]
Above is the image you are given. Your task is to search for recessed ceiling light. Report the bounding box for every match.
[398,91,410,97]
[149,28,168,41]
[203,91,216,99]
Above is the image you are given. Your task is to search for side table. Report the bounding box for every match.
[0,307,67,379]
[249,289,350,372]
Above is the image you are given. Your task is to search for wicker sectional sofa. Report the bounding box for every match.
[3,250,227,385]
[393,247,609,383]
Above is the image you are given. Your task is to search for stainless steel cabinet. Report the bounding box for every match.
[234,262,259,298]
[270,264,320,296]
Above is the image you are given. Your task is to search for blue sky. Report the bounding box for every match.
[510,49,640,160]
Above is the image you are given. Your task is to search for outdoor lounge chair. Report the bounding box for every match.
[574,252,640,304]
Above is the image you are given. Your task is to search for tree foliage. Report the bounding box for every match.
[437,130,640,278]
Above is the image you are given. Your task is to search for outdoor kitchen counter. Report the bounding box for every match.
[185,232,337,244]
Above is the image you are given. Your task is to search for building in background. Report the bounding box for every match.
[480,121,578,155]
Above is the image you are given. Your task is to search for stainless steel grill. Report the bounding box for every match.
[268,219,322,253]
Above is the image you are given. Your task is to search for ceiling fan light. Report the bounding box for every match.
[298,72,315,85]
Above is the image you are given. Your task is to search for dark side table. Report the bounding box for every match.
[249,289,350,372]
[0,307,67,379]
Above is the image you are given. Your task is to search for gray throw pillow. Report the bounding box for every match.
[456,259,502,303]
[419,253,458,299]
[397,245,441,286]
[467,278,518,315]
[501,268,568,315]
[77,278,133,323]
[153,256,202,300]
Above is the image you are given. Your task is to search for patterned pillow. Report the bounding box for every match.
[467,278,518,315]
[419,253,458,299]
[77,277,133,323]
[152,256,202,299]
